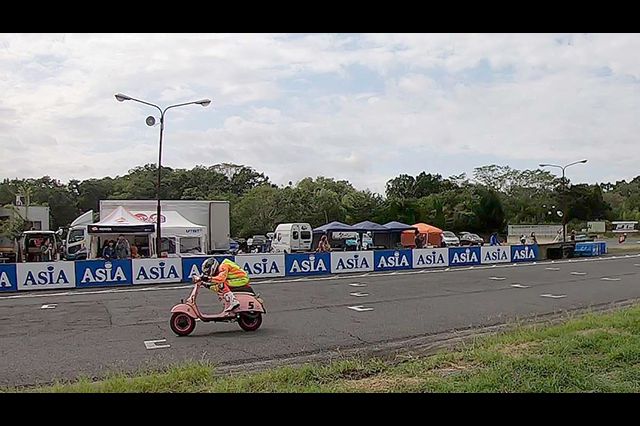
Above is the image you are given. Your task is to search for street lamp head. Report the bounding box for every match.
[115,93,132,102]
[579,159,588,164]
[539,164,549,167]
[196,99,212,107]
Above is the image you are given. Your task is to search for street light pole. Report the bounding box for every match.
[115,93,211,257]
[539,159,588,243]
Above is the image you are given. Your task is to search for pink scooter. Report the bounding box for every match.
[170,276,266,336]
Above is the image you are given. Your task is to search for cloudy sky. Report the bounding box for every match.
[1,33,639,194]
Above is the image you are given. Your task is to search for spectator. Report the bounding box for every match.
[131,244,140,258]
[316,235,331,252]
[102,240,116,260]
[619,233,627,244]
[530,232,538,245]
[115,235,131,259]
[520,234,527,245]
[570,230,576,242]
[415,230,424,249]
[41,238,55,261]
[490,232,501,246]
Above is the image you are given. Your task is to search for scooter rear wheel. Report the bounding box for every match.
[170,312,196,336]
[238,313,262,331]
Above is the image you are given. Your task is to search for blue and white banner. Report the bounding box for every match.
[236,254,285,278]
[330,251,374,274]
[0,264,17,292]
[481,246,512,264]
[132,258,182,285]
[373,249,413,271]
[75,259,133,288]
[448,247,481,267]
[412,248,449,268]
[285,252,331,276]
[17,261,76,291]
[181,255,235,282]
[511,245,539,262]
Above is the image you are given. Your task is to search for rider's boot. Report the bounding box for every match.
[223,292,240,312]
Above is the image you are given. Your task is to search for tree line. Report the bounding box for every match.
[1,163,639,239]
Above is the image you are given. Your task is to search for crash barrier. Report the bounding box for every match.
[0,243,605,293]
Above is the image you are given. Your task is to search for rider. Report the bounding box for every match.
[198,257,252,312]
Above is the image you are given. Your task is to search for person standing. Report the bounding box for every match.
[415,230,424,249]
[530,232,538,245]
[115,235,131,259]
[490,232,501,246]
[102,240,116,260]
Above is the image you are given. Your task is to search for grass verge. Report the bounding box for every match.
[6,305,640,393]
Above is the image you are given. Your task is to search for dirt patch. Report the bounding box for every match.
[347,375,423,392]
[429,360,477,377]
[575,327,631,337]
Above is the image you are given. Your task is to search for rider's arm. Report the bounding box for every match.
[210,265,230,283]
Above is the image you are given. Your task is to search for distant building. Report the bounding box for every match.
[0,205,50,231]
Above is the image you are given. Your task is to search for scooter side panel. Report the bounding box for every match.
[235,293,265,313]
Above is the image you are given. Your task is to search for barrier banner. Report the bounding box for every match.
[181,255,235,282]
[412,248,449,268]
[132,258,182,285]
[331,251,374,274]
[373,249,413,271]
[480,246,512,264]
[511,245,539,262]
[0,263,17,292]
[285,252,331,276]
[75,259,133,287]
[448,247,481,267]
[17,261,76,291]
[235,254,285,278]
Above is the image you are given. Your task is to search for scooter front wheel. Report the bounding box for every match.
[170,312,196,336]
[238,313,262,332]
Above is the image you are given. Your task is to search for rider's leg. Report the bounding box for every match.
[221,281,240,312]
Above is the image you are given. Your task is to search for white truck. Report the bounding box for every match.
[271,223,313,253]
[64,200,230,259]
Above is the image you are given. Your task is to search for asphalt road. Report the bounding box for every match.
[1,254,639,388]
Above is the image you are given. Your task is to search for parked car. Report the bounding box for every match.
[459,232,484,246]
[228,238,240,255]
[441,231,460,247]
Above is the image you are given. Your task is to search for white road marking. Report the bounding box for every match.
[511,284,530,289]
[350,292,369,297]
[489,277,506,281]
[540,294,567,299]
[348,283,367,287]
[601,277,621,281]
[546,267,560,271]
[144,339,170,350]
[348,305,374,312]
[40,304,57,309]
[570,271,587,275]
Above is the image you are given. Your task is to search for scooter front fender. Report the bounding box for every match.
[171,303,198,318]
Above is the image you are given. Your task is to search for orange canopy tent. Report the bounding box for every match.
[401,223,444,247]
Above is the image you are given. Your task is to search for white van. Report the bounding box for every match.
[271,223,313,253]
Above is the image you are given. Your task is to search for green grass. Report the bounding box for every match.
[7,305,640,393]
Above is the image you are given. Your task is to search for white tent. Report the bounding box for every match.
[128,210,206,255]
[87,206,155,258]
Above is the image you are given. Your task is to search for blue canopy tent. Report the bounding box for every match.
[352,221,391,232]
[313,221,356,234]
[382,221,417,232]
[352,221,391,249]
[382,221,418,249]
[312,221,356,251]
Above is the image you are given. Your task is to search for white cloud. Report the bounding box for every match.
[1,33,639,195]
